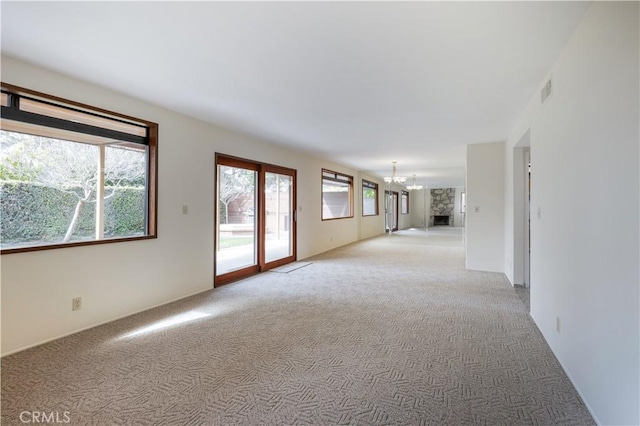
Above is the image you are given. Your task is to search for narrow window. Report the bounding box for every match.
[0,83,158,253]
[362,179,378,216]
[321,169,353,220]
[401,190,409,214]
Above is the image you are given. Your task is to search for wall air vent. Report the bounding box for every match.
[541,77,553,104]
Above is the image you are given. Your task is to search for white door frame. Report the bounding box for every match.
[513,130,530,286]
[523,148,531,288]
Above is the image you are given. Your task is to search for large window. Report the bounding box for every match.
[321,169,353,220]
[401,190,409,214]
[0,83,158,253]
[362,179,378,216]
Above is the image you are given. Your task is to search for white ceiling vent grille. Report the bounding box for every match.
[541,77,553,104]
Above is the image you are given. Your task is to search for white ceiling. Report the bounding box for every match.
[1,1,590,187]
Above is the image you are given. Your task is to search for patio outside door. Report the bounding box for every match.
[216,157,259,283]
[264,167,295,268]
[215,155,296,286]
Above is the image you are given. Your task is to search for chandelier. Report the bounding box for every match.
[406,174,423,191]
[383,161,406,184]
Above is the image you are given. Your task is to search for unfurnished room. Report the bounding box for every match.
[1,2,638,425]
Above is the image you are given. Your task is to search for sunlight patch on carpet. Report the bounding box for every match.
[121,310,210,339]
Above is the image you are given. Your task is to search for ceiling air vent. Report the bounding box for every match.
[541,77,553,104]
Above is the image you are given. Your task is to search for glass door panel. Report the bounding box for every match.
[265,172,293,263]
[392,192,399,230]
[216,164,257,277]
[385,190,399,232]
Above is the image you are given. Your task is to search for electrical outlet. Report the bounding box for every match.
[556,316,560,333]
[72,297,82,311]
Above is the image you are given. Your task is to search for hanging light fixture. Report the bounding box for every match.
[406,174,423,191]
[383,161,406,184]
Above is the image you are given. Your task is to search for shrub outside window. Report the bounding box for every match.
[322,169,353,220]
[362,179,378,216]
[0,83,158,253]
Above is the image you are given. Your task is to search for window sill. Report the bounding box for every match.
[1,234,157,255]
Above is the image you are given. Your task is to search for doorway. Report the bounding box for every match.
[215,155,296,286]
[513,129,531,288]
[385,190,399,232]
[523,149,531,288]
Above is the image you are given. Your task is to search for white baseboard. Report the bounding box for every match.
[1,287,212,357]
[529,313,602,426]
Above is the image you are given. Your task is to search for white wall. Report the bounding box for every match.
[423,189,431,228]
[508,141,528,286]
[0,56,367,355]
[409,188,428,228]
[466,142,505,272]
[503,3,639,424]
[452,187,465,227]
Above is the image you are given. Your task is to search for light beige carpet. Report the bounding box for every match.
[1,228,594,425]
[269,261,312,273]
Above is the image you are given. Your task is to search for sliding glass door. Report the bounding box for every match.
[264,167,295,267]
[216,157,259,281]
[215,155,296,285]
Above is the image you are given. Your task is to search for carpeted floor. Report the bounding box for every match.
[515,285,531,313]
[1,227,594,425]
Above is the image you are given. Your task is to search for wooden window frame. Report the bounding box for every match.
[0,83,158,254]
[321,169,354,221]
[362,179,379,217]
[401,190,409,215]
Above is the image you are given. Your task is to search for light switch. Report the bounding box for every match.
[182,205,188,215]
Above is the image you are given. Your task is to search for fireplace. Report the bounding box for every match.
[434,215,449,226]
